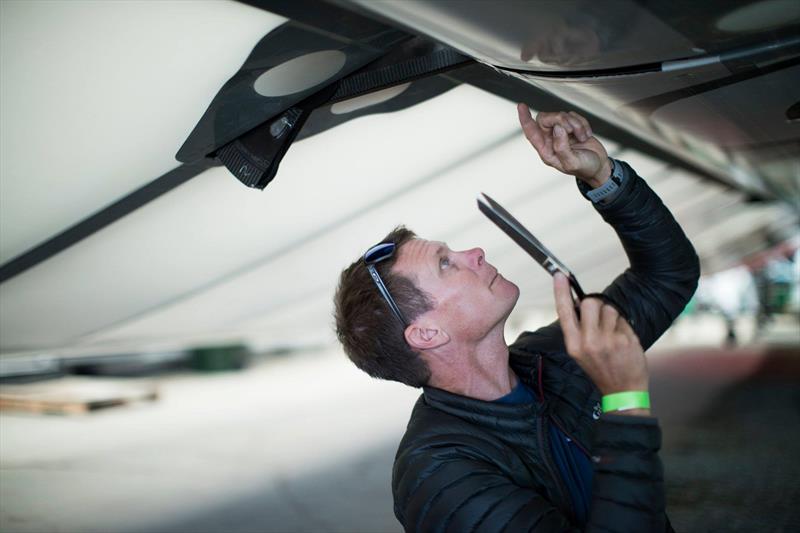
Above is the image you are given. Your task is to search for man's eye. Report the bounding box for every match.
[439,257,451,269]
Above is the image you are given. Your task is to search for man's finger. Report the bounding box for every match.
[601,303,619,336]
[517,103,535,127]
[553,273,581,354]
[540,135,561,168]
[518,104,549,153]
[552,125,581,172]
[537,112,573,134]
[569,111,593,138]
[564,114,588,142]
[579,297,601,339]
[518,103,545,147]
[520,104,562,167]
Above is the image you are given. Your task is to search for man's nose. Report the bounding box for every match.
[464,247,485,269]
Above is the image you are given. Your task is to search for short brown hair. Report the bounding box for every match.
[334,226,433,387]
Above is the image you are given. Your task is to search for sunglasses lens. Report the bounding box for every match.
[364,242,396,264]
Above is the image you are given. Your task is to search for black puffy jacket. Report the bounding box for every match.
[392,161,700,532]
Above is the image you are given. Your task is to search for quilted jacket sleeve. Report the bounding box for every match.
[588,414,666,533]
[590,160,700,350]
[393,445,578,532]
[393,415,665,532]
[515,160,700,352]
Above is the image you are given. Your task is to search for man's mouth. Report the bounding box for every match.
[489,272,499,287]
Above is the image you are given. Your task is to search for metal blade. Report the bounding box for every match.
[477,192,586,299]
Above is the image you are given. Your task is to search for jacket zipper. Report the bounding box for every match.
[534,356,575,522]
[550,415,591,458]
[537,353,592,458]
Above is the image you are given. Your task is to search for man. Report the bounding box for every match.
[334,104,699,532]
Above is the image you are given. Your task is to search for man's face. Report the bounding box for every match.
[392,238,520,342]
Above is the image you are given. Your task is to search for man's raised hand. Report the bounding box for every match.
[553,273,650,416]
[517,104,612,189]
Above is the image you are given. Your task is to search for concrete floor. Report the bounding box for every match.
[1,316,799,532]
[1,350,418,533]
[651,345,800,532]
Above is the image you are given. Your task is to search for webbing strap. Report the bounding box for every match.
[332,48,471,101]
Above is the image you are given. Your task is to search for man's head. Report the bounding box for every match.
[334,226,433,387]
[391,237,519,354]
[334,226,519,388]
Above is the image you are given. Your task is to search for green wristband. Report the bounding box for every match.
[601,391,650,413]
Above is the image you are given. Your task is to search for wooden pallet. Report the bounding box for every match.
[0,377,158,415]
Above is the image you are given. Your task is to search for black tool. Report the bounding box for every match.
[477,192,633,327]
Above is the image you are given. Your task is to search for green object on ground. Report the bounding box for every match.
[189,345,250,372]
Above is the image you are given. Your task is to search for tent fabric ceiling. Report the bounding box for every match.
[0,1,796,357]
[0,0,285,264]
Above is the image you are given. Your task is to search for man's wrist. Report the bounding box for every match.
[612,408,651,417]
[583,158,612,189]
[602,390,650,414]
[584,158,625,204]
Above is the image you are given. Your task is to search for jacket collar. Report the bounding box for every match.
[421,375,546,435]
[421,344,599,451]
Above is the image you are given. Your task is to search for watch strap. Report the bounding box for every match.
[586,158,624,204]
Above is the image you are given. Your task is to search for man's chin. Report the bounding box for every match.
[500,276,521,296]
[499,280,521,309]
[510,285,521,305]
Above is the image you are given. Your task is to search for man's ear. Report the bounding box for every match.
[405,321,450,351]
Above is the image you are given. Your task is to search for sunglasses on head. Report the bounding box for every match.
[364,242,408,327]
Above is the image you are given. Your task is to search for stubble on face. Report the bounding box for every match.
[393,239,520,338]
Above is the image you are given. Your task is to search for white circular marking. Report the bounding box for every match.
[254,50,347,97]
[330,82,412,115]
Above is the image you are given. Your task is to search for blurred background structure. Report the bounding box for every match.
[1,1,799,532]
